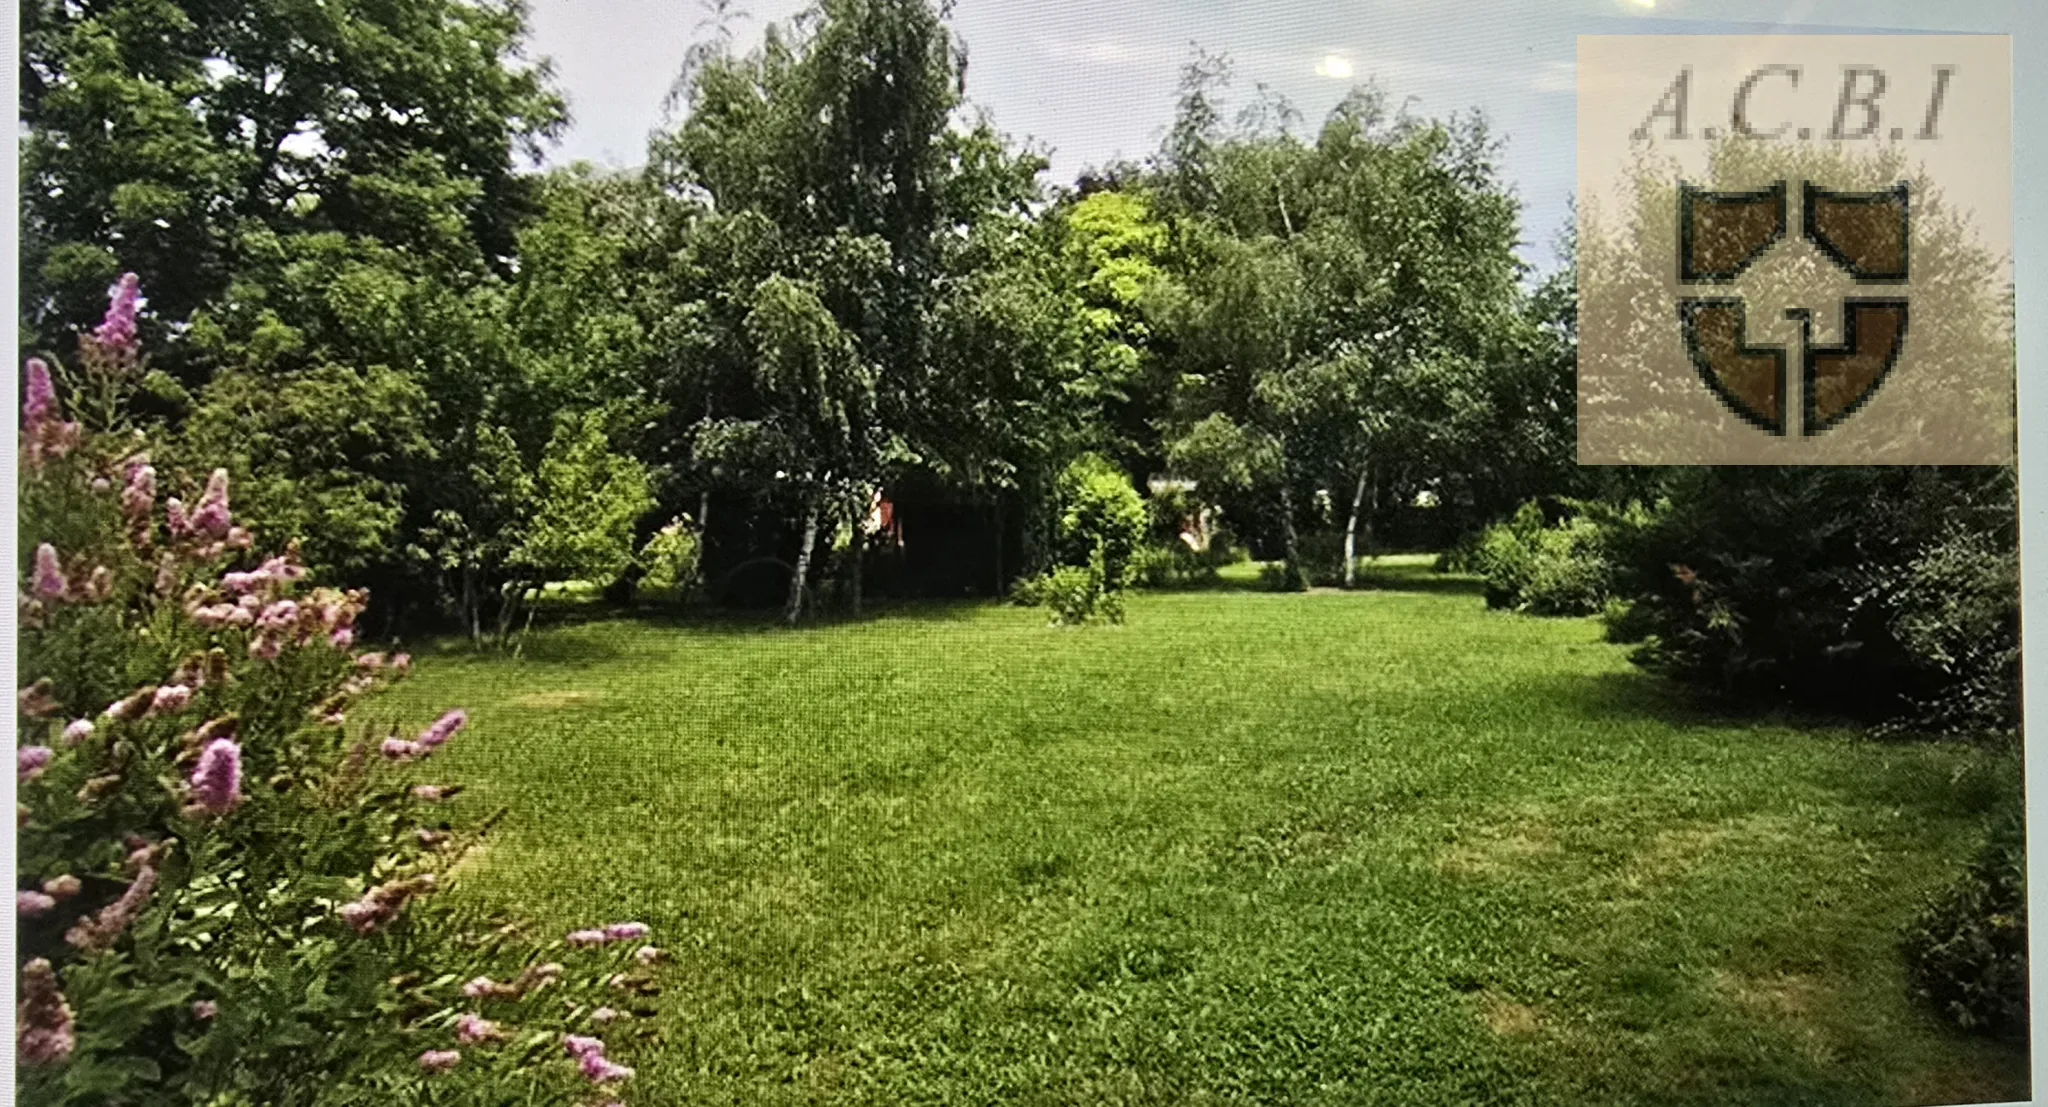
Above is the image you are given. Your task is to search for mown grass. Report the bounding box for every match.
[375,556,2026,1105]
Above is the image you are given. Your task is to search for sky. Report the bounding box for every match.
[520,0,2030,274]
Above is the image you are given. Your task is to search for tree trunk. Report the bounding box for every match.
[1343,461,1370,589]
[1278,483,1307,592]
[494,583,525,650]
[850,539,863,616]
[463,564,480,645]
[848,490,865,617]
[1366,474,1379,560]
[784,496,821,627]
[991,497,1005,596]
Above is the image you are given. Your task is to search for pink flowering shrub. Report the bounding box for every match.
[17,286,659,1105]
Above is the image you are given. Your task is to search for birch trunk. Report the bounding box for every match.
[784,496,821,626]
[1343,462,1370,589]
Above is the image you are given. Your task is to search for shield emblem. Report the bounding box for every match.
[1676,180,1910,436]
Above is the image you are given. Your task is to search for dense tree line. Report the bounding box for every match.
[13,0,1625,633]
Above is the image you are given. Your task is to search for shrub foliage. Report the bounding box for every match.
[16,286,668,1104]
[1903,801,2028,1039]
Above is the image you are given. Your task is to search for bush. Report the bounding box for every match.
[1472,499,1643,616]
[637,515,702,600]
[1883,525,2020,737]
[1131,535,1241,590]
[1016,455,1147,625]
[1904,802,2028,1038]
[1433,532,1482,575]
[1008,572,1052,608]
[1606,466,2017,732]
[1297,531,1347,588]
[1012,563,1124,625]
[16,282,667,1104]
[1053,454,1148,593]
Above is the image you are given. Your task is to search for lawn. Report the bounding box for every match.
[375,556,2026,1106]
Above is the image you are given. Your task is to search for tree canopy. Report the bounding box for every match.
[21,0,1578,626]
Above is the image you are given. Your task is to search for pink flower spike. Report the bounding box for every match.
[328,626,354,649]
[23,358,57,425]
[122,464,156,524]
[563,1034,606,1059]
[391,653,413,673]
[418,1049,461,1074]
[188,738,242,814]
[603,922,651,942]
[418,709,467,749]
[61,719,93,747]
[18,890,56,917]
[634,945,663,965]
[149,684,193,716]
[192,469,232,537]
[65,864,158,952]
[410,784,454,802]
[256,554,306,582]
[566,929,609,948]
[192,1000,218,1021]
[455,1014,501,1044]
[18,682,59,718]
[219,571,264,595]
[380,738,426,761]
[354,652,387,670]
[18,746,54,781]
[336,899,384,934]
[17,959,75,1067]
[92,273,143,358]
[580,1054,635,1083]
[590,1006,622,1024]
[165,498,191,539]
[33,544,67,599]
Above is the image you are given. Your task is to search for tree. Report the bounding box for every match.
[713,271,880,625]
[21,0,566,368]
[504,410,655,640]
[22,0,582,633]
[1144,60,1527,586]
[650,0,1061,620]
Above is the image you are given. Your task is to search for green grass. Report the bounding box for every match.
[376,557,2025,1105]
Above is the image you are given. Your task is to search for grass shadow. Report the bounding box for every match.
[1134,572,1274,595]
[1531,667,1876,734]
[1348,569,1487,597]
[617,594,999,634]
[1526,668,2019,808]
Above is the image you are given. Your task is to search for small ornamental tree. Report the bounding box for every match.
[501,409,655,641]
[16,279,667,1104]
[1015,454,1148,625]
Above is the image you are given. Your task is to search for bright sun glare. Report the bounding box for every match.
[1316,55,1354,79]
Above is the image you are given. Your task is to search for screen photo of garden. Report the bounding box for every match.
[9,0,2032,1104]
